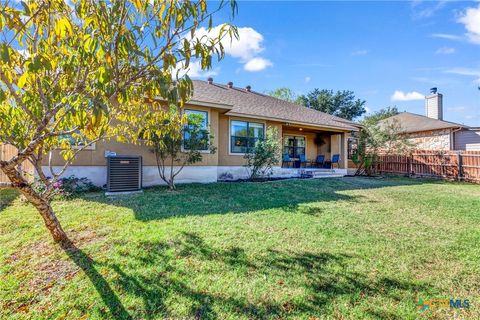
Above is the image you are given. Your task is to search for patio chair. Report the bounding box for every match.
[314,155,325,168]
[299,154,309,168]
[331,154,340,169]
[282,154,293,168]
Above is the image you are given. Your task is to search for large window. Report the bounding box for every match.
[230,120,265,153]
[183,109,208,150]
[283,135,305,158]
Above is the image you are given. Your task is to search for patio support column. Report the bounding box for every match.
[340,132,349,169]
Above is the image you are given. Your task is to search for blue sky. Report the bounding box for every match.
[191,1,480,125]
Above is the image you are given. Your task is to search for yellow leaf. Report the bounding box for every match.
[17,73,28,89]
[106,52,112,65]
[200,0,207,12]
[55,18,73,38]
[132,0,142,11]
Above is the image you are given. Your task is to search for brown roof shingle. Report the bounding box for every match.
[190,80,359,131]
[379,112,465,133]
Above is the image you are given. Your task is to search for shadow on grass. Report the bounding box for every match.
[60,240,132,320]
[96,231,430,319]
[90,176,432,221]
[0,187,19,211]
[2,177,439,318]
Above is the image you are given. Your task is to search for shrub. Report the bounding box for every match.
[58,176,100,194]
[244,127,281,180]
[31,176,100,199]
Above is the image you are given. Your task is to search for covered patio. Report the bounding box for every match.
[280,123,351,170]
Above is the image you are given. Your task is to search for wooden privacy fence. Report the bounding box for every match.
[0,144,34,185]
[374,150,480,183]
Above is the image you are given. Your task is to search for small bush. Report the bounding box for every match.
[57,176,101,194]
[244,127,281,180]
[31,176,100,199]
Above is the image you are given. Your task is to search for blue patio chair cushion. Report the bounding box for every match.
[283,154,291,161]
[332,154,340,163]
[299,154,306,162]
[316,155,325,163]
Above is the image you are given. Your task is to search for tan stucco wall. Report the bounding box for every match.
[330,134,341,157]
[217,114,283,166]
[44,102,351,168]
[45,105,220,167]
[406,129,451,150]
[317,134,331,159]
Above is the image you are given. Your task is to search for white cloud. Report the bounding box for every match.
[365,106,371,113]
[435,47,456,54]
[457,3,480,44]
[172,61,218,79]
[430,33,463,41]
[351,49,368,56]
[189,25,272,72]
[445,67,480,84]
[446,67,480,77]
[16,49,29,58]
[411,0,448,19]
[243,57,273,72]
[304,76,311,83]
[391,90,425,101]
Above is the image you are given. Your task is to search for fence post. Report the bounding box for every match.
[457,152,463,181]
[408,153,413,176]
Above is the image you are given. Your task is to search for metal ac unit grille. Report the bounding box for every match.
[107,156,142,192]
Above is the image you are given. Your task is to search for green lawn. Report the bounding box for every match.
[1,177,479,319]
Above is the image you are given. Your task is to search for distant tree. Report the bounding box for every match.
[267,87,297,103]
[362,106,399,125]
[297,89,366,120]
[352,118,412,176]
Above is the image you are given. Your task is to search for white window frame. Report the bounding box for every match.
[182,108,211,154]
[228,118,266,156]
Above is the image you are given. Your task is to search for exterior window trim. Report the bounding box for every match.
[73,143,96,150]
[228,118,266,156]
[182,108,210,153]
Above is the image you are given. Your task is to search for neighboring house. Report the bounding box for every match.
[42,79,360,187]
[379,88,480,151]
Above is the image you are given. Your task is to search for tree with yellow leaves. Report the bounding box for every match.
[0,0,237,242]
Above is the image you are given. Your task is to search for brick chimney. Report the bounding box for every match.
[425,87,443,120]
[207,77,213,84]
[246,85,251,92]
[227,81,233,88]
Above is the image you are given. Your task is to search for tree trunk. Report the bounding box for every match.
[168,178,176,190]
[1,165,68,242]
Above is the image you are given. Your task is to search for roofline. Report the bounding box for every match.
[192,80,361,125]
[395,112,468,128]
[187,99,233,110]
[380,112,468,133]
[400,126,463,134]
[225,111,360,132]
[153,96,233,110]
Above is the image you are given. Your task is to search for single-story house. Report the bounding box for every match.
[379,88,480,151]
[44,79,360,187]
